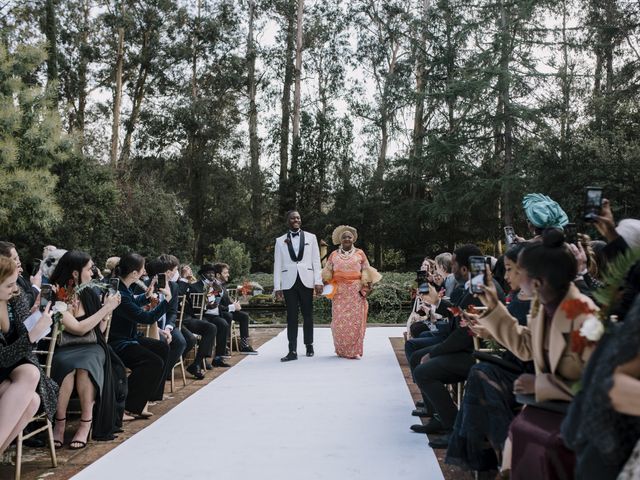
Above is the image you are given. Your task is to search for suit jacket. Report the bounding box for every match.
[478,283,598,402]
[18,275,38,309]
[273,230,322,291]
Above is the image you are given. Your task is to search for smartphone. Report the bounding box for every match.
[40,283,53,312]
[584,186,603,222]
[157,273,166,289]
[504,226,516,248]
[564,222,578,244]
[108,277,120,296]
[31,259,42,277]
[468,256,487,294]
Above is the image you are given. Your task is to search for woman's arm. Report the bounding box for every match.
[61,293,121,336]
[610,354,640,416]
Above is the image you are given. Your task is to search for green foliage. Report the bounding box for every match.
[593,248,640,319]
[208,238,252,280]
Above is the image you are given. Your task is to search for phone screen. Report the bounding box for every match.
[108,277,120,296]
[468,256,486,294]
[504,226,516,247]
[40,284,52,312]
[564,223,578,244]
[584,187,603,222]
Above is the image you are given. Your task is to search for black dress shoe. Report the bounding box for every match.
[212,358,231,368]
[186,363,205,379]
[411,408,433,417]
[204,362,213,370]
[306,345,314,357]
[410,418,450,435]
[415,401,425,408]
[281,352,298,362]
[428,434,451,449]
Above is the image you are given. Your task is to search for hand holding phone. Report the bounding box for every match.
[157,273,166,289]
[504,226,516,247]
[39,284,53,312]
[468,256,487,294]
[108,277,120,296]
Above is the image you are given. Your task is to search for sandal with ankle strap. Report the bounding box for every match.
[53,417,66,448]
[69,418,92,450]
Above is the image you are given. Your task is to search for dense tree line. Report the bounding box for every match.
[1,0,639,270]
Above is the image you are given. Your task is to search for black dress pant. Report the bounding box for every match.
[221,310,250,338]
[282,275,314,352]
[203,313,229,357]
[118,336,169,414]
[182,316,216,365]
[413,351,475,429]
[181,326,196,359]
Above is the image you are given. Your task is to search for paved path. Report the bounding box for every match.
[72,327,443,480]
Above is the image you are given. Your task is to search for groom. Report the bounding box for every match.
[274,210,323,362]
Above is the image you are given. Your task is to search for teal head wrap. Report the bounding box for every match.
[522,193,569,229]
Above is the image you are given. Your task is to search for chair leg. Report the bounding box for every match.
[45,419,57,467]
[15,431,22,480]
[179,358,187,387]
[170,365,175,393]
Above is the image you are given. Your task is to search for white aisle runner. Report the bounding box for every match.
[73,327,443,480]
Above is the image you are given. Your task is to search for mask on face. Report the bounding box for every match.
[170,271,179,282]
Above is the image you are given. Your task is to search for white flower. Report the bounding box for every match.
[53,301,68,314]
[580,316,605,342]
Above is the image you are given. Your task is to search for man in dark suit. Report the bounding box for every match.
[186,265,230,367]
[212,263,258,354]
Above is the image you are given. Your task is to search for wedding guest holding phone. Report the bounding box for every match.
[108,253,171,418]
[0,241,42,310]
[322,226,381,359]
[49,251,121,449]
[0,256,58,455]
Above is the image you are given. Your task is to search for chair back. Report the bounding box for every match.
[32,322,61,378]
[189,292,206,320]
[176,295,186,329]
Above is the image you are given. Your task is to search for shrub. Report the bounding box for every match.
[208,238,251,279]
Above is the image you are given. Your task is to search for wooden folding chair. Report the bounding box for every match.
[170,295,187,392]
[14,323,60,480]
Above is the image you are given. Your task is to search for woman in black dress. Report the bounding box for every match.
[49,251,121,449]
[0,256,57,454]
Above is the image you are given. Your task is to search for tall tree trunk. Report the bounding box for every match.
[247,0,261,224]
[44,0,59,105]
[76,0,90,145]
[499,0,513,227]
[119,31,150,166]
[278,0,296,213]
[110,3,125,168]
[410,0,431,200]
[289,0,304,208]
[190,0,201,260]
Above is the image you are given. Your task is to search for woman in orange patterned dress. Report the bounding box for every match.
[323,226,381,359]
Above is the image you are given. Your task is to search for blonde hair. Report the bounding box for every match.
[0,256,17,284]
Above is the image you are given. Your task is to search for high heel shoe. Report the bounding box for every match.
[53,417,66,448]
[69,418,92,450]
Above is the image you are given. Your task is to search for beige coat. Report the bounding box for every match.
[478,284,598,402]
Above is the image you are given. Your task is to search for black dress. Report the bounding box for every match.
[0,296,58,421]
[446,294,533,472]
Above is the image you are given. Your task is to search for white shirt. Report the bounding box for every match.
[289,230,302,256]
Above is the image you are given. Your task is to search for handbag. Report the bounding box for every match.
[56,328,97,347]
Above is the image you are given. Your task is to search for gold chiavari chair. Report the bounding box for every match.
[170,296,187,392]
[188,292,207,369]
[14,323,60,480]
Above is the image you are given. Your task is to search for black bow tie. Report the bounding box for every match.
[290,231,300,237]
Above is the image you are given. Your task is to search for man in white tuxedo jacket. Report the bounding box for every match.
[274,210,323,361]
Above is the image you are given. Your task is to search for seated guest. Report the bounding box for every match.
[446,243,533,470]
[108,253,171,417]
[474,228,598,479]
[212,263,257,354]
[562,295,640,479]
[434,252,456,298]
[177,268,217,379]
[102,256,120,281]
[147,255,191,384]
[0,256,57,454]
[520,193,569,241]
[186,264,230,367]
[49,251,121,449]
[409,244,505,439]
[0,241,42,309]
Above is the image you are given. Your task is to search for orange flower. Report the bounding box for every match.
[570,329,589,355]
[56,287,68,301]
[466,305,478,314]
[448,306,462,317]
[560,298,594,320]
